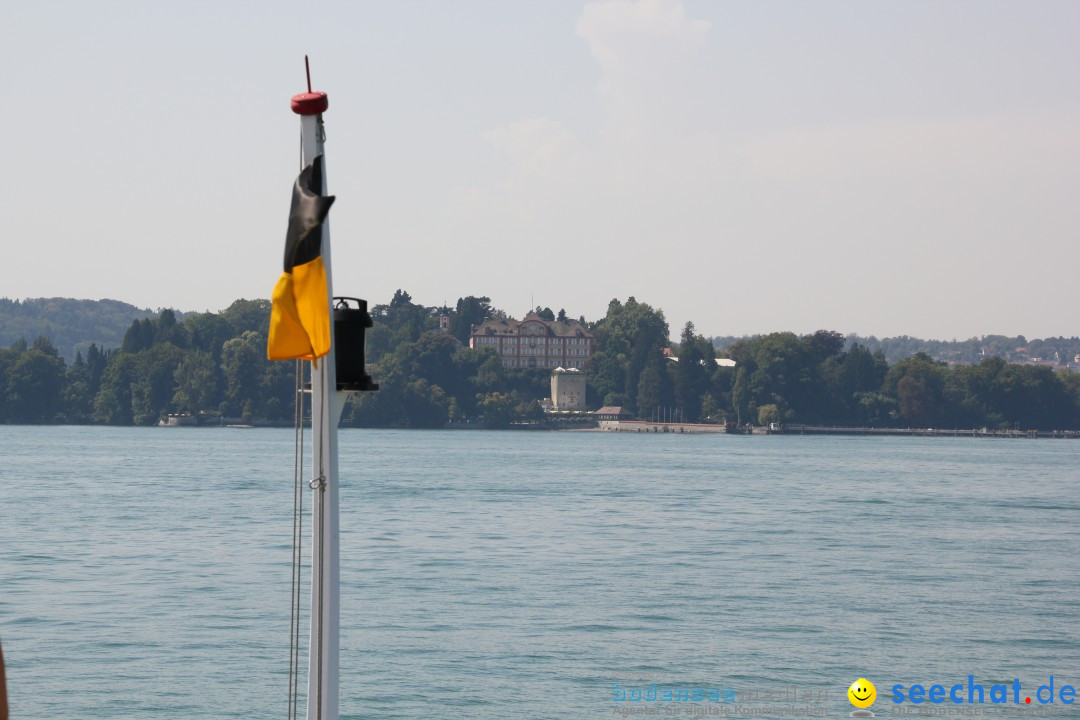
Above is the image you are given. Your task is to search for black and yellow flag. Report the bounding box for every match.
[268,155,335,361]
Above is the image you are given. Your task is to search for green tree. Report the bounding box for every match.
[989,364,1074,430]
[220,299,273,336]
[447,396,462,423]
[345,374,407,427]
[757,403,780,426]
[85,344,108,397]
[472,351,506,393]
[397,333,461,389]
[731,366,750,424]
[61,351,95,423]
[885,353,946,427]
[173,350,219,414]
[0,344,14,422]
[526,398,546,421]
[479,392,515,428]
[819,343,885,424]
[897,376,934,426]
[120,310,186,356]
[260,358,297,421]
[399,377,449,427]
[745,333,812,422]
[807,330,845,363]
[674,321,710,422]
[183,312,236,358]
[4,337,65,423]
[221,331,265,417]
[154,308,187,347]
[590,297,668,413]
[700,393,718,421]
[94,354,138,425]
[371,289,438,350]
[438,295,482,339]
[131,343,185,424]
[364,323,393,364]
[942,361,996,428]
[636,355,664,420]
[121,318,155,353]
[854,391,897,426]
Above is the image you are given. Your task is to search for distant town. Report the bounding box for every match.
[1,294,1079,431]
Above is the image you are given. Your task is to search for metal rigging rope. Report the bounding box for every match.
[287,359,305,720]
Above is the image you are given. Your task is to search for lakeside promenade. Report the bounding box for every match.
[596,420,1080,439]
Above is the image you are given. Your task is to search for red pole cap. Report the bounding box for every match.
[291,55,328,115]
[291,91,329,115]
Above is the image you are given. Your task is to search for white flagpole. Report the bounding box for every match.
[291,61,342,720]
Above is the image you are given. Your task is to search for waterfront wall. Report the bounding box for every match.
[777,425,1080,438]
[597,420,1080,438]
[599,420,729,434]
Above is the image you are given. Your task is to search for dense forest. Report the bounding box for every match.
[2,292,1079,430]
[6,297,1078,368]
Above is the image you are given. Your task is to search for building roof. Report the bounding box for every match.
[594,406,631,416]
[664,355,737,367]
[471,318,517,336]
[471,314,594,339]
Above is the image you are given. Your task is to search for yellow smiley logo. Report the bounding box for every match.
[848,678,876,708]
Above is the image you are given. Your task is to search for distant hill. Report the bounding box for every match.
[712,333,1080,367]
[0,298,184,362]
[842,334,1080,367]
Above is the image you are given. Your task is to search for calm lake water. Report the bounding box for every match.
[1,427,1079,719]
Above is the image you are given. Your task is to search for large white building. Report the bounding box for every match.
[469,313,594,369]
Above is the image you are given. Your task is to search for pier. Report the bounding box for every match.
[595,420,1080,438]
[773,425,1080,439]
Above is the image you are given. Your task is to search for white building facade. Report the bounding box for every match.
[550,367,586,410]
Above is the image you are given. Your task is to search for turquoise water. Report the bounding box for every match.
[2,427,1079,719]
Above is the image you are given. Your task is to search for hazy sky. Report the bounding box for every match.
[3,0,1078,340]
